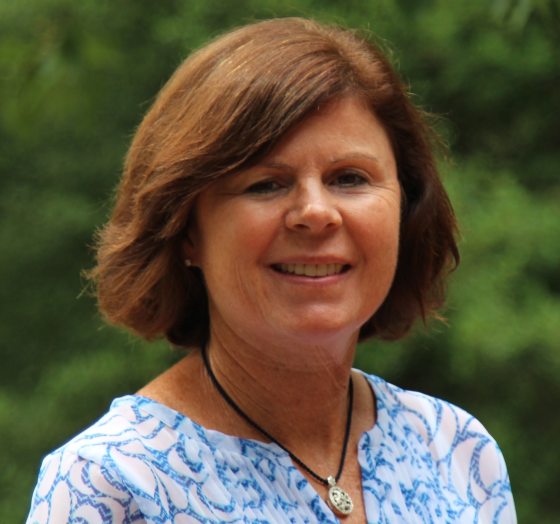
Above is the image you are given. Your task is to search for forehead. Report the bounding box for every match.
[262,95,395,167]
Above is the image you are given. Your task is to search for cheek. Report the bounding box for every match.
[196,206,278,280]
[354,199,401,299]
[356,197,401,248]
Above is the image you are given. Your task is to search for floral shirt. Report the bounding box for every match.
[27,373,516,523]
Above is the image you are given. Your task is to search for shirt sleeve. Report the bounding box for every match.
[474,437,517,523]
[26,450,144,523]
[389,382,518,523]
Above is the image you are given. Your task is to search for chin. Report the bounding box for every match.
[279,318,362,345]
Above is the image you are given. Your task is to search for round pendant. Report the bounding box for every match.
[327,477,354,516]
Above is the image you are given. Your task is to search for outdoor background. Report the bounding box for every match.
[1,0,558,522]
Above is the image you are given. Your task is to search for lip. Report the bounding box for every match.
[269,258,353,279]
[271,256,351,264]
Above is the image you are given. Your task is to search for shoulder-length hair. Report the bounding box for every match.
[88,17,459,347]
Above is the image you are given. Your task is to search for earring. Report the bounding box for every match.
[185,258,193,267]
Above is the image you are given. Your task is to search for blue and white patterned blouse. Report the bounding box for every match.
[27,373,516,523]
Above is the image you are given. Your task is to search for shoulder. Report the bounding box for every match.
[365,372,497,451]
[27,395,202,523]
[26,396,154,523]
[42,396,173,464]
[47,394,209,480]
[361,372,516,522]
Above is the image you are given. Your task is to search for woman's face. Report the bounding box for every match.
[187,96,401,350]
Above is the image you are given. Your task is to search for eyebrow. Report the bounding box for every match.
[260,152,381,171]
[329,152,381,165]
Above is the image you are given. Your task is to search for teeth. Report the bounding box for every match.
[278,263,344,277]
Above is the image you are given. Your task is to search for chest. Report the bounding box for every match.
[122,438,477,523]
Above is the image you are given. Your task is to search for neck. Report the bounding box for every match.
[202,344,354,484]
[198,322,359,461]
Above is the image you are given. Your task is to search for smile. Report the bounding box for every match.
[272,263,349,277]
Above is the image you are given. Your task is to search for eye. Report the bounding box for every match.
[244,179,284,194]
[331,170,369,188]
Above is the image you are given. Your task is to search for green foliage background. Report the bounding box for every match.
[1,0,558,522]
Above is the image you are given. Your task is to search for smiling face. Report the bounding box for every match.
[186,96,401,351]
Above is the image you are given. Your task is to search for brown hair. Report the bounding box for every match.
[88,17,459,347]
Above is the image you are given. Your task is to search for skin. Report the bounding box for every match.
[140,95,401,522]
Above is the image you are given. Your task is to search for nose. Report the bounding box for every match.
[285,183,342,233]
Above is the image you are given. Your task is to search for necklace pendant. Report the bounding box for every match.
[327,475,353,516]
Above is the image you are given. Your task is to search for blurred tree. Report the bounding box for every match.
[1,0,558,522]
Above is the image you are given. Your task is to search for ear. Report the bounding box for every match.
[181,231,197,266]
[182,218,199,267]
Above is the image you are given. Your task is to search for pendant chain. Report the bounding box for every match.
[201,345,354,487]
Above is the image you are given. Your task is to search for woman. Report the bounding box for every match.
[27,18,516,523]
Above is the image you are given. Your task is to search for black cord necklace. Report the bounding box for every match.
[201,345,355,516]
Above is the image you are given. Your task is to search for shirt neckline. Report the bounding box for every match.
[112,369,387,459]
[109,372,397,523]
